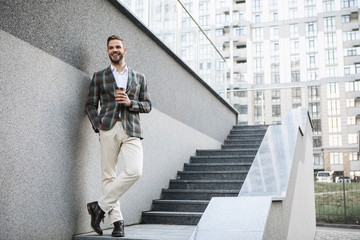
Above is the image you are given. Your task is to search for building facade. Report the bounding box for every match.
[120,0,360,180]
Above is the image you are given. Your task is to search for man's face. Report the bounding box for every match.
[107,39,126,64]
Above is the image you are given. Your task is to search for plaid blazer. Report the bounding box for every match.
[85,66,151,139]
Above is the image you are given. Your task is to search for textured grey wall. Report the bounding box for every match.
[0,1,237,239]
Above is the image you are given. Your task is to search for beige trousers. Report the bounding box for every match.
[98,122,143,224]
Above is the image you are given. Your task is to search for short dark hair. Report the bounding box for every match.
[107,35,125,48]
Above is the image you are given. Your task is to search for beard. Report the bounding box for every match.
[109,53,123,64]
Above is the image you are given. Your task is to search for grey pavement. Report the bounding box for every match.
[74,224,360,240]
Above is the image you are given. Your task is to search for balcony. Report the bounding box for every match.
[233,48,247,59]
[344,55,360,65]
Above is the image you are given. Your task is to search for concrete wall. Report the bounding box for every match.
[0,1,237,239]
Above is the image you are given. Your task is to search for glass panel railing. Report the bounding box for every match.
[118,0,227,95]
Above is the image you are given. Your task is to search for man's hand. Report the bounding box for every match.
[115,91,132,107]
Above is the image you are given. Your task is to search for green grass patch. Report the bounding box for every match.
[314,182,360,224]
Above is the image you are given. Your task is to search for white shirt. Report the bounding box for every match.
[111,64,128,90]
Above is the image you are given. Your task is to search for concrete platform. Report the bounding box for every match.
[73,224,195,240]
[73,224,360,240]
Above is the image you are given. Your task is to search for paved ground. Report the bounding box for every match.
[315,227,360,240]
[74,224,360,240]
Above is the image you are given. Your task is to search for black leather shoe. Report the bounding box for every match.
[87,201,105,235]
[112,220,125,237]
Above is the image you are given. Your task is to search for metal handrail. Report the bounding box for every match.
[176,0,226,62]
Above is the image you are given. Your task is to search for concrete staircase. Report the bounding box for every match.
[141,125,268,226]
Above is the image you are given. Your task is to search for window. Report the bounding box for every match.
[253,28,263,41]
[312,119,321,134]
[271,11,278,21]
[342,15,351,23]
[327,83,339,98]
[269,0,277,9]
[291,55,300,68]
[346,99,355,107]
[326,49,337,65]
[270,26,279,39]
[323,0,334,12]
[309,102,321,118]
[290,24,298,37]
[234,27,245,36]
[306,22,316,36]
[313,136,322,147]
[328,100,340,115]
[308,70,318,81]
[272,105,281,118]
[330,152,343,164]
[239,105,248,114]
[254,74,264,84]
[309,86,320,101]
[271,42,279,53]
[292,103,301,108]
[347,116,356,125]
[288,0,297,8]
[328,117,341,133]
[215,29,224,37]
[253,43,263,57]
[254,106,263,121]
[215,60,224,70]
[290,40,299,53]
[341,0,357,8]
[345,47,359,56]
[182,17,191,27]
[253,0,262,11]
[272,72,280,83]
[253,13,261,23]
[289,8,298,19]
[307,37,316,50]
[305,0,315,5]
[348,134,358,144]
[272,105,281,121]
[345,81,360,92]
[307,54,317,68]
[329,135,342,146]
[254,90,264,104]
[254,59,263,72]
[349,152,359,161]
[291,71,300,82]
[314,154,323,165]
[305,6,316,17]
[199,15,210,27]
[199,1,209,14]
[272,89,281,103]
[325,33,336,48]
[324,17,336,31]
[233,12,244,21]
[292,87,301,102]
[343,31,360,41]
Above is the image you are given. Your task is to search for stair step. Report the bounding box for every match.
[232,125,268,130]
[226,135,264,142]
[196,149,258,156]
[152,200,209,212]
[190,155,255,164]
[184,163,251,171]
[141,211,202,225]
[177,171,248,180]
[224,139,264,145]
[161,189,238,200]
[221,144,261,149]
[229,130,267,136]
[169,179,243,190]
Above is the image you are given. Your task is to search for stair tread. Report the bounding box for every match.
[162,189,238,193]
[191,155,254,158]
[170,179,244,183]
[179,170,248,173]
[185,163,251,166]
[142,211,203,216]
[153,199,210,204]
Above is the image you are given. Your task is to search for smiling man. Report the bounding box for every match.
[85,35,151,237]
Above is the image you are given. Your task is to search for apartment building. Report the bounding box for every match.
[120,0,360,180]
